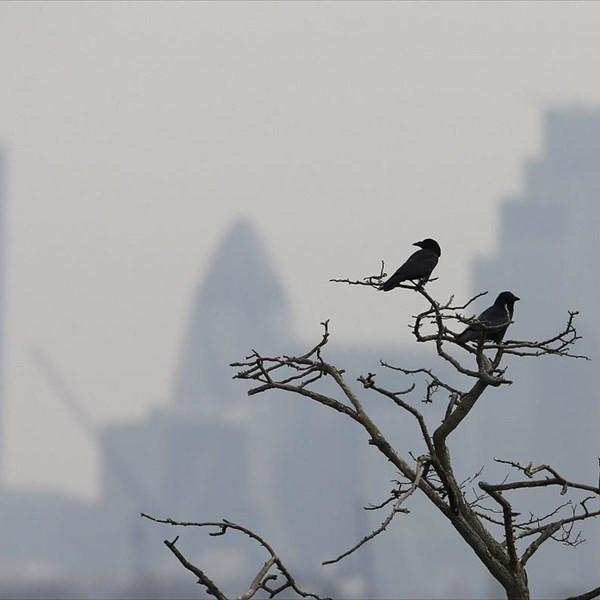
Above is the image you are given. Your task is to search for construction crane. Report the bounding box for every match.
[29,345,159,580]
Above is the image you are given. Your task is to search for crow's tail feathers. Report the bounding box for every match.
[455,329,474,345]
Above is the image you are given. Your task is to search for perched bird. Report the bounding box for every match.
[380,238,441,291]
[455,291,520,345]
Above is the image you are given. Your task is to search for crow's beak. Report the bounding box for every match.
[412,241,422,247]
[515,296,521,302]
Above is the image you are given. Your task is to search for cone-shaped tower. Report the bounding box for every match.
[174,219,290,411]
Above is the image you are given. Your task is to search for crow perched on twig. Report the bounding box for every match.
[380,238,441,291]
[455,291,520,345]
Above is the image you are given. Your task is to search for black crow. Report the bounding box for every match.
[380,238,441,291]
[455,291,520,345]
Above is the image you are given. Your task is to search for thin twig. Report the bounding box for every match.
[322,458,427,566]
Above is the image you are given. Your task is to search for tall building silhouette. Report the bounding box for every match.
[475,108,600,338]
[471,107,599,596]
[472,107,599,459]
[174,219,291,411]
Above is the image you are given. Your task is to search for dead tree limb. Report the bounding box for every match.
[140,513,330,600]
[145,267,594,600]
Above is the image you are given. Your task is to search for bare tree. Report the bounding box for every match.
[144,267,599,600]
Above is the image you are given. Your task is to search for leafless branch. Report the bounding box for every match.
[459,466,485,491]
[323,457,427,566]
[357,372,434,456]
[365,491,403,512]
[329,261,388,288]
[520,502,600,565]
[162,534,227,600]
[380,361,464,403]
[141,513,329,600]
[565,585,600,600]
[473,457,600,567]
[514,501,572,530]
[499,311,589,360]
[488,458,600,496]
[329,262,439,290]
[478,482,520,570]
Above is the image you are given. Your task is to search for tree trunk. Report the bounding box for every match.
[506,575,530,600]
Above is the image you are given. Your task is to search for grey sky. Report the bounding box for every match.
[2,1,600,498]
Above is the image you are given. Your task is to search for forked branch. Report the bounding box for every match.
[140,513,329,600]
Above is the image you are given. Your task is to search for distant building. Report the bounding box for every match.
[475,108,600,338]
[471,107,600,596]
[472,107,599,460]
[174,220,291,411]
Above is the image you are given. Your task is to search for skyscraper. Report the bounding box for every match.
[174,219,291,412]
[471,107,599,596]
[472,108,599,456]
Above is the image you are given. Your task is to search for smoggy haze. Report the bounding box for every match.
[1,1,600,500]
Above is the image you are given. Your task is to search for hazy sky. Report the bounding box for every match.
[2,1,600,498]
